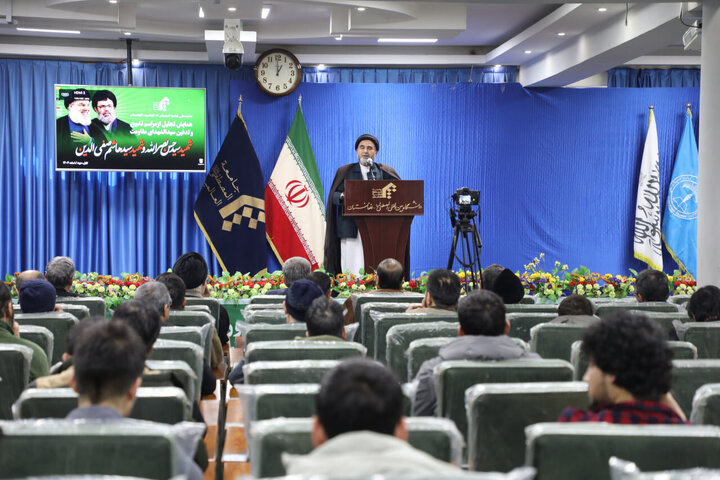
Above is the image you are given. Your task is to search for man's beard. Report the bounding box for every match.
[358,157,374,167]
[68,109,91,126]
[97,111,116,126]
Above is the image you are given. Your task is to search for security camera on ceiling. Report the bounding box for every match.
[223,19,244,70]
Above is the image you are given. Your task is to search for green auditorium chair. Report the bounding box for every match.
[669,295,692,306]
[13,386,192,424]
[609,456,720,480]
[14,311,78,364]
[54,296,107,317]
[144,360,197,403]
[358,301,425,345]
[0,419,204,478]
[158,324,211,364]
[18,324,54,364]
[636,311,690,338]
[386,321,459,382]
[369,311,458,361]
[529,323,591,362]
[167,309,214,328]
[671,360,720,421]
[594,301,681,317]
[236,384,320,424]
[148,339,204,402]
[352,292,423,329]
[244,360,341,385]
[466,381,588,472]
[673,322,720,358]
[249,417,463,478]
[505,304,558,314]
[15,302,90,320]
[249,295,286,305]
[244,340,366,363]
[184,296,221,327]
[0,344,32,419]
[244,309,287,325]
[239,323,308,349]
[436,359,574,438]
[690,383,720,426]
[524,423,720,480]
[506,313,557,342]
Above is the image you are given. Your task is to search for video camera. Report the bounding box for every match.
[452,187,480,207]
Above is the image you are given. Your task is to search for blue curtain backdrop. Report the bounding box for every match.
[0,57,698,277]
[608,68,701,87]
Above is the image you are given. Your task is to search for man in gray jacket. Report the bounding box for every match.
[412,289,539,416]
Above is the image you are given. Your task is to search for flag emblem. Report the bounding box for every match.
[667,175,698,220]
[285,180,310,208]
[219,195,266,231]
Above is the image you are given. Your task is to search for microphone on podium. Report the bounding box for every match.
[366,159,376,180]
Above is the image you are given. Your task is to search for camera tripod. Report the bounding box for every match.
[447,207,483,292]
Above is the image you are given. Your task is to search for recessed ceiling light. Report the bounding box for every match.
[357,7,366,11]
[132,59,141,66]
[228,7,237,12]
[17,27,81,34]
[198,7,205,18]
[557,32,566,36]
[334,35,343,41]
[377,38,438,43]
[317,64,326,70]
[261,6,271,19]
[524,50,532,54]
[109,0,117,3]
[123,32,131,36]
[598,7,608,12]
[494,64,502,69]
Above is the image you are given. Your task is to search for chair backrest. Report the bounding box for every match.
[641,311,691,337]
[249,295,286,305]
[505,304,558,314]
[158,325,211,364]
[184,297,221,328]
[358,301,424,344]
[672,360,720,416]
[0,344,33,419]
[525,423,720,480]
[12,386,192,424]
[249,417,463,478]
[352,292,423,324]
[368,311,458,361]
[436,359,574,438]
[386,321,459,382]
[506,313,557,342]
[690,383,720,426]
[243,360,341,385]
[594,302,681,317]
[0,419,199,478]
[236,384,320,425]
[55,296,107,317]
[144,360,197,403]
[167,309,214,328]
[466,381,588,472]
[245,309,287,325]
[239,323,308,349]
[669,295,692,306]
[148,339,204,402]
[529,323,589,361]
[54,303,91,320]
[18,325,54,363]
[14,312,79,364]
[245,340,366,363]
[674,322,720,359]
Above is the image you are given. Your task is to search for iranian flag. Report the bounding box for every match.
[265,102,326,269]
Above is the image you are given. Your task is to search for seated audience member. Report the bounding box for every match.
[558,311,687,424]
[172,252,230,345]
[266,256,312,295]
[549,294,598,326]
[301,296,346,340]
[481,264,504,291]
[285,279,325,323]
[344,258,405,324]
[18,279,62,313]
[134,281,220,396]
[112,300,161,355]
[634,269,670,302]
[489,268,525,304]
[413,289,539,416]
[32,316,106,388]
[0,282,50,381]
[46,256,85,298]
[687,285,720,322]
[156,272,188,311]
[407,269,461,313]
[67,320,204,480]
[309,271,333,298]
[283,358,460,476]
[14,270,44,295]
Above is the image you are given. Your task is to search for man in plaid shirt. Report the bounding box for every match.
[559,311,688,424]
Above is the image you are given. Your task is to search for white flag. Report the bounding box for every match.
[633,109,663,270]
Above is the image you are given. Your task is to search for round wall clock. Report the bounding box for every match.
[254,49,302,97]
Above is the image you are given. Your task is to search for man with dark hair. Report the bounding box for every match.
[407,269,460,313]
[18,279,61,313]
[304,296,345,340]
[156,272,187,310]
[284,279,325,323]
[266,256,312,296]
[550,294,598,326]
[46,256,84,298]
[112,300,161,353]
[309,271,333,298]
[0,282,50,381]
[635,269,670,302]
[89,89,135,144]
[343,258,406,324]
[687,285,720,323]
[67,320,204,480]
[172,252,230,345]
[413,289,539,416]
[559,311,687,424]
[283,358,459,475]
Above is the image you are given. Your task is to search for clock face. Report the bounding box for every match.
[254,49,302,97]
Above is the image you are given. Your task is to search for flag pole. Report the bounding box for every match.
[237,96,243,117]
[687,103,692,116]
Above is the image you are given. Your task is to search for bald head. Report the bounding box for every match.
[377,258,403,290]
[15,270,45,294]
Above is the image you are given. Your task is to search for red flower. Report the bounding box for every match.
[409,280,417,289]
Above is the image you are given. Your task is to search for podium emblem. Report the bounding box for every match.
[372,182,397,199]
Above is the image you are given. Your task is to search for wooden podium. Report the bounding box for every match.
[344,179,424,274]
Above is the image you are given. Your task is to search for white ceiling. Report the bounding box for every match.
[0,0,702,86]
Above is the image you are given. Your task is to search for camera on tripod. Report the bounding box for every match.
[447,186,483,291]
[452,187,480,210]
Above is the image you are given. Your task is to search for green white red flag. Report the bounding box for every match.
[265,102,325,269]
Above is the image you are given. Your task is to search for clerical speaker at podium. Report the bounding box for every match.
[324,133,420,278]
